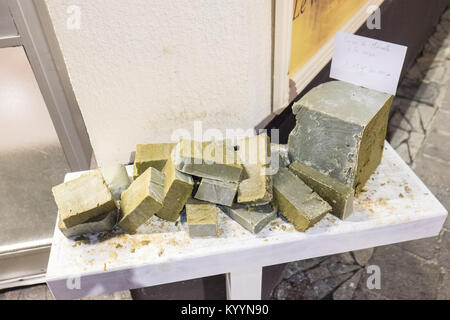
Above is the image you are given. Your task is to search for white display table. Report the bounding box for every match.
[46,143,447,299]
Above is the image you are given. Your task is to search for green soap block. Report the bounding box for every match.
[273,168,331,232]
[237,164,272,206]
[156,152,194,222]
[133,143,176,179]
[58,210,118,238]
[186,199,218,237]
[99,163,131,202]
[289,161,354,220]
[288,81,393,192]
[52,171,116,228]
[119,167,165,233]
[194,178,238,207]
[221,203,277,234]
[174,139,243,182]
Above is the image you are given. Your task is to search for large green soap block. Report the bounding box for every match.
[289,161,354,220]
[133,143,176,179]
[58,210,118,238]
[270,144,290,169]
[237,134,273,206]
[221,203,277,234]
[99,163,131,202]
[119,167,165,233]
[174,139,243,182]
[186,199,218,238]
[194,178,238,207]
[273,168,331,232]
[156,152,194,222]
[52,171,116,228]
[288,81,393,192]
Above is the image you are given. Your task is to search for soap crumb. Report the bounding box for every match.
[130,248,136,253]
[158,248,165,256]
[399,193,405,198]
[104,263,107,271]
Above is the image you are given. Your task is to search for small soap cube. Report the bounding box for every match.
[133,143,176,179]
[273,168,331,232]
[52,171,116,228]
[221,203,277,234]
[99,163,131,202]
[119,167,165,233]
[186,199,218,237]
[194,178,238,207]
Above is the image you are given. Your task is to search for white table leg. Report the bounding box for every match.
[226,267,262,300]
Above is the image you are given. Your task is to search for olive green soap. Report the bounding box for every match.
[99,163,131,202]
[288,81,393,192]
[186,199,218,237]
[221,203,277,234]
[156,152,194,222]
[133,143,176,179]
[237,134,273,206]
[174,139,243,182]
[58,210,118,238]
[289,161,354,220]
[270,144,290,169]
[273,168,331,232]
[194,178,238,207]
[119,167,165,233]
[52,171,116,228]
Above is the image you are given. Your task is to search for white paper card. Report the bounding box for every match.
[330,31,407,95]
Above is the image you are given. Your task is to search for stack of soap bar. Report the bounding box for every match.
[288,81,393,192]
[186,199,218,237]
[289,161,354,220]
[156,152,194,222]
[194,178,237,207]
[119,167,165,233]
[174,139,243,182]
[133,143,176,179]
[273,168,331,232]
[237,134,273,206]
[52,171,116,229]
[221,203,277,234]
[58,210,118,238]
[99,163,131,202]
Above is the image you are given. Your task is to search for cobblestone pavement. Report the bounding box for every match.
[272,9,450,300]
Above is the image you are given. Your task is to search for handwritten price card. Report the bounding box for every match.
[330,31,407,95]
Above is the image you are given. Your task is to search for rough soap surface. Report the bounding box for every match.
[273,168,331,232]
[194,178,237,207]
[186,199,218,237]
[133,143,176,179]
[289,161,354,220]
[99,163,131,202]
[119,167,165,233]
[156,152,194,222]
[52,171,116,228]
[221,203,277,234]
[288,80,393,192]
[58,210,118,238]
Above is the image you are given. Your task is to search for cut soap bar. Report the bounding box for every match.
[119,167,165,233]
[174,139,243,182]
[273,168,331,232]
[194,178,238,207]
[289,161,354,220]
[133,143,176,179]
[237,134,273,206]
[99,163,131,202]
[156,152,194,222]
[58,210,118,238]
[221,203,277,234]
[52,171,116,228]
[186,199,218,237]
[288,80,393,192]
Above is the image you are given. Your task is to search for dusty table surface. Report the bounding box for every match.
[46,143,447,299]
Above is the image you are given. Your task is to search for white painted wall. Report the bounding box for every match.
[43,0,273,166]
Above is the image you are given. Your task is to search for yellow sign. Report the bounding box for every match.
[289,0,367,76]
